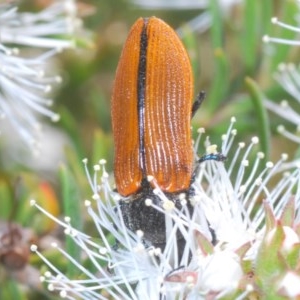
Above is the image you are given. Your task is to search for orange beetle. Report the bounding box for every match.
[111,17,224,253]
[112,17,194,197]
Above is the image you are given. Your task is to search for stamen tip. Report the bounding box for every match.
[280,100,288,108]
[92,193,100,200]
[257,152,265,159]
[51,114,60,122]
[84,200,91,207]
[64,216,71,222]
[262,35,270,43]
[242,160,249,167]
[271,17,278,24]
[239,185,246,193]
[99,159,106,165]
[55,76,63,83]
[94,164,100,171]
[147,175,154,182]
[255,178,262,186]
[99,247,108,255]
[277,125,285,133]
[163,199,175,211]
[30,244,38,252]
[145,198,152,206]
[206,144,217,154]
[251,136,259,144]
[154,247,162,256]
[60,290,67,298]
[246,284,254,292]
[278,63,286,71]
[136,229,144,238]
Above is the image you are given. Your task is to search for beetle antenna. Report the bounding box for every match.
[191,91,206,118]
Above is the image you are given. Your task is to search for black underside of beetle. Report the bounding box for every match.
[119,179,195,256]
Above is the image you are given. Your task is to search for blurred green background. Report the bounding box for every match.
[0,0,299,298]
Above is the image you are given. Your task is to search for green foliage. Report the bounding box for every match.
[0,0,300,299]
[253,200,300,298]
[245,77,271,160]
[59,164,83,278]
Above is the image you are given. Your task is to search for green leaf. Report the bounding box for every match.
[59,164,83,277]
[241,0,273,73]
[280,197,295,227]
[264,201,276,232]
[58,106,85,159]
[207,48,229,113]
[235,241,251,259]
[0,280,25,300]
[256,223,285,287]
[245,77,270,160]
[181,25,199,84]
[285,243,300,269]
[92,129,113,168]
[0,179,12,220]
[195,231,214,255]
[209,0,223,49]
[260,0,273,35]
[241,0,258,72]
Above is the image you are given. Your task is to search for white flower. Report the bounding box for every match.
[0,0,81,148]
[30,118,300,299]
[0,1,79,49]
[263,17,300,46]
[264,63,300,144]
[278,272,300,297]
[1,124,71,172]
[266,225,299,253]
[198,251,243,293]
[263,11,300,145]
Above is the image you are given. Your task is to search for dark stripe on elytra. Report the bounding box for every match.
[137,18,148,178]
